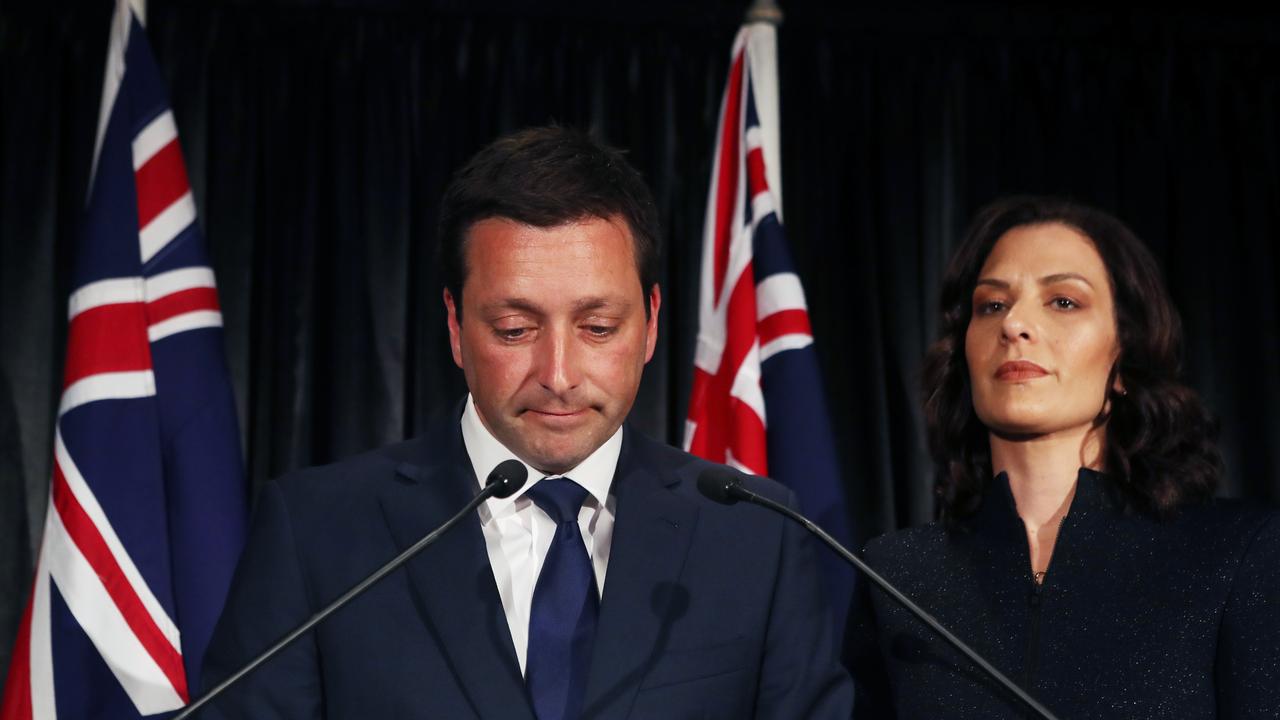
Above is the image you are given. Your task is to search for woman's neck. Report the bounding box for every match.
[991,425,1104,578]
[990,425,1103,530]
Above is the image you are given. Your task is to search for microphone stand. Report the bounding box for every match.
[175,478,512,719]
[724,481,1061,720]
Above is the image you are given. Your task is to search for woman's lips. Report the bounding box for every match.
[995,360,1049,381]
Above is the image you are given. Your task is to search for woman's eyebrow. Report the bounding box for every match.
[974,273,1095,290]
[1040,272,1094,288]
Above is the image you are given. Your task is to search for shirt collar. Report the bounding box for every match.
[460,394,621,517]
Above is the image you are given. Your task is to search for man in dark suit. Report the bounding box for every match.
[201,127,853,719]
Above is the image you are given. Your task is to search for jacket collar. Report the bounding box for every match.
[580,428,699,720]
[376,403,534,720]
[971,467,1117,537]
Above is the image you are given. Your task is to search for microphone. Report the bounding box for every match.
[175,460,529,719]
[696,467,1060,720]
[486,458,528,499]
[695,467,741,505]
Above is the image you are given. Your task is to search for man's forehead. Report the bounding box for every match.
[461,215,640,273]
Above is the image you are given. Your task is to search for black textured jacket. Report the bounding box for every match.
[846,469,1280,719]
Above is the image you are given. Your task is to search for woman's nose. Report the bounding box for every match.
[1000,305,1034,344]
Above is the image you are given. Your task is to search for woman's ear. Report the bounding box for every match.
[1108,360,1127,398]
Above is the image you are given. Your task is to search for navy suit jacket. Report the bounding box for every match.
[201,409,853,719]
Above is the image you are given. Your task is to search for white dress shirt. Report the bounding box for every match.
[460,394,619,676]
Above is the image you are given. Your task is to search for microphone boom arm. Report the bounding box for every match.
[729,483,1061,720]
[175,479,507,720]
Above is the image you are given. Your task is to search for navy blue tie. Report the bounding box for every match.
[525,477,598,720]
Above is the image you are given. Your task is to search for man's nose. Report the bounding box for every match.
[534,325,582,394]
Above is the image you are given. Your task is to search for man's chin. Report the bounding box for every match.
[524,453,588,477]
[499,410,621,474]
[519,437,601,477]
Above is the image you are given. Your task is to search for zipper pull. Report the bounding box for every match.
[1028,574,1045,606]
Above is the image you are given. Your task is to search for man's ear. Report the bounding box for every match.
[644,284,661,363]
[444,288,464,369]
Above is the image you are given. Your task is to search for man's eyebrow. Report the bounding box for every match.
[571,296,630,313]
[480,298,544,316]
[479,296,632,315]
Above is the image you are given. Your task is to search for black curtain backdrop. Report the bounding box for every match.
[2,0,1279,684]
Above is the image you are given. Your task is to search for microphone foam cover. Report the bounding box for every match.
[697,467,742,505]
[486,459,529,499]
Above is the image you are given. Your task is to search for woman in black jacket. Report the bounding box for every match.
[846,196,1279,719]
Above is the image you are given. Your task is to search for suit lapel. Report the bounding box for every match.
[376,422,534,720]
[581,428,699,720]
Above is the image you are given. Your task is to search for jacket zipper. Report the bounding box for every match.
[1024,576,1044,690]
[1024,512,1071,695]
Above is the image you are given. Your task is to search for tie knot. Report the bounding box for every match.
[526,477,589,524]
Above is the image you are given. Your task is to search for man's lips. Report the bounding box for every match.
[524,408,589,423]
[995,360,1049,381]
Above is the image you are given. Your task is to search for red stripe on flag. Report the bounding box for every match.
[746,146,769,197]
[685,367,721,462]
[147,287,220,326]
[63,303,153,389]
[51,464,190,703]
[134,140,190,230]
[0,581,35,720]
[758,309,812,347]
[720,265,761,387]
[687,264,763,465]
[728,398,768,475]
[711,50,746,303]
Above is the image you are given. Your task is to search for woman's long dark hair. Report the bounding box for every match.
[924,196,1222,524]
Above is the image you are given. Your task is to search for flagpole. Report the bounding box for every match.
[740,1,784,218]
[745,0,783,25]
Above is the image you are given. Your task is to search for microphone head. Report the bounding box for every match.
[697,467,743,505]
[486,459,528,499]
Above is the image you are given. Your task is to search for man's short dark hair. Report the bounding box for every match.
[438,126,662,316]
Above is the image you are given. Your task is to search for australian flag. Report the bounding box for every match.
[684,21,855,630]
[0,1,247,717]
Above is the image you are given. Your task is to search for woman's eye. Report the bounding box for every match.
[1050,297,1079,310]
[974,300,1006,316]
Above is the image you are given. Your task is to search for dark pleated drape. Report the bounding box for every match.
[2,1,1278,685]
[140,4,736,491]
